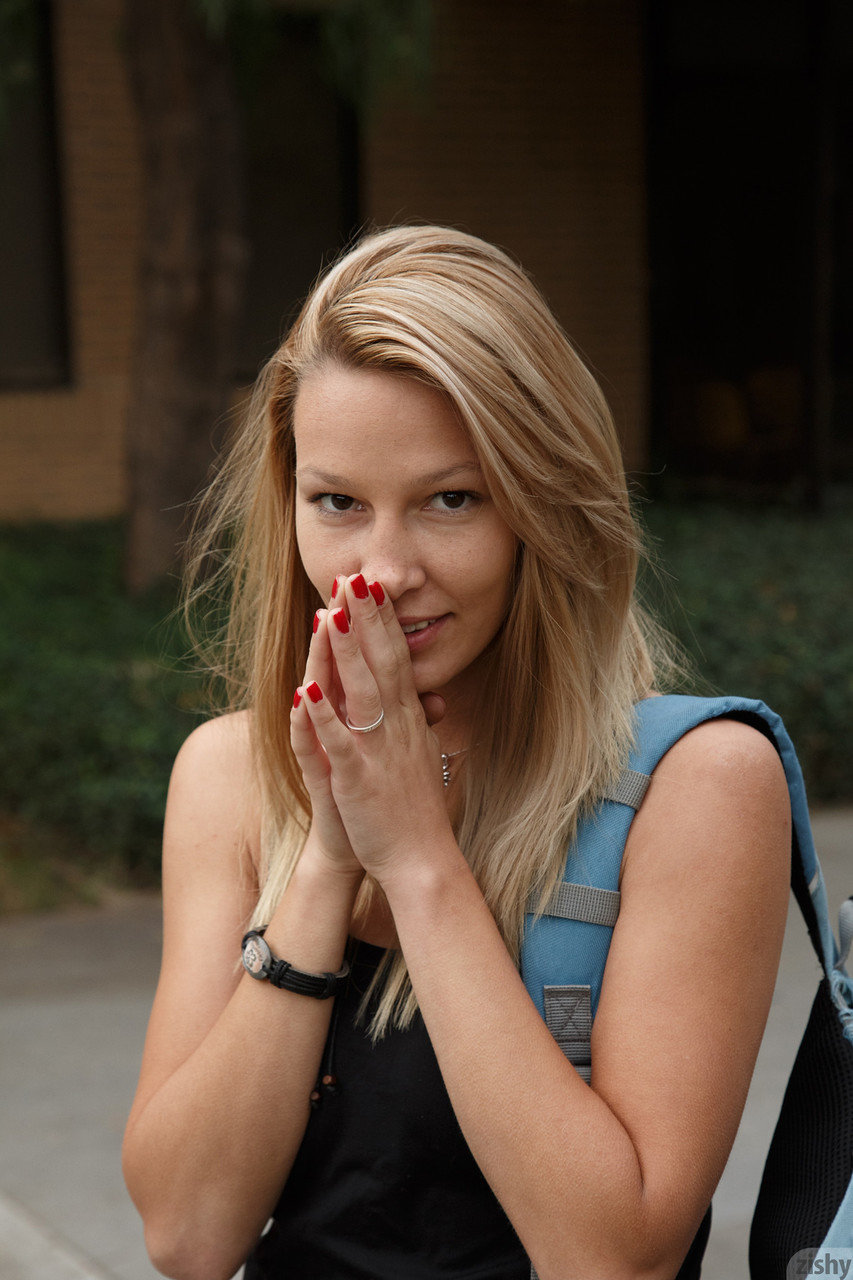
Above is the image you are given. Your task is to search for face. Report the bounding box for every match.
[293,363,517,707]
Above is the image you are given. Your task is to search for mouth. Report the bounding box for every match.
[401,618,437,635]
[398,615,449,650]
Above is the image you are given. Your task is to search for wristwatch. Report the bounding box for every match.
[241,928,350,999]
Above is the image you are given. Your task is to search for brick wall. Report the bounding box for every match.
[362,0,650,470]
[0,0,649,520]
[0,0,141,519]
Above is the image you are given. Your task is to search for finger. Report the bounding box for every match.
[364,576,412,674]
[420,692,446,727]
[304,610,348,718]
[343,574,414,707]
[290,687,331,786]
[301,680,363,787]
[325,604,385,731]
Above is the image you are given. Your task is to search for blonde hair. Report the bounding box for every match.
[184,224,671,1036]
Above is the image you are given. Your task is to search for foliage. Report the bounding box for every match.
[0,522,204,906]
[0,0,38,130]
[1,502,850,912]
[191,0,433,114]
[640,494,853,802]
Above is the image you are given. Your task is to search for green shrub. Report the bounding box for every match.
[0,522,204,893]
[641,495,853,802]
[0,502,850,911]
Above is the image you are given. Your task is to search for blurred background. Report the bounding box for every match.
[2,0,850,908]
[0,3,851,1278]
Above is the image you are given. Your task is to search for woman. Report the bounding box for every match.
[122,226,790,1280]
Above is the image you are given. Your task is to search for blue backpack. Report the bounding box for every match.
[520,694,853,1278]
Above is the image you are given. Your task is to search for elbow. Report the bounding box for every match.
[528,1224,697,1280]
[142,1219,250,1280]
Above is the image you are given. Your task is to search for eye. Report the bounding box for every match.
[428,490,479,513]
[312,493,361,514]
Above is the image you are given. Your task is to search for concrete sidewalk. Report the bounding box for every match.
[0,813,850,1280]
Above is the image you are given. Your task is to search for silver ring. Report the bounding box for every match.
[345,708,385,734]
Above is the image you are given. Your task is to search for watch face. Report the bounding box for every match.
[242,933,271,979]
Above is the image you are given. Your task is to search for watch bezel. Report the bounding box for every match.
[241,931,272,979]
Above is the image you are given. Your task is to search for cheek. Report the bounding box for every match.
[294,515,331,596]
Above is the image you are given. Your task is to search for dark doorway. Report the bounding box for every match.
[645,0,852,496]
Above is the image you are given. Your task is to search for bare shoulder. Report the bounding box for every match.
[623,713,791,895]
[649,715,789,807]
[164,709,262,883]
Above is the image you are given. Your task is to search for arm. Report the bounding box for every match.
[381,719,790,1280]
[121,712,363,1280]
[300,579,791,1280]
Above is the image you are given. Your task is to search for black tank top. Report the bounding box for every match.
[242,940,710,1279]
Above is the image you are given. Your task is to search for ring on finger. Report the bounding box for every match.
[345,709,385,734]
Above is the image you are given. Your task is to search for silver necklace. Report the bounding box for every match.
[440,747,470,788]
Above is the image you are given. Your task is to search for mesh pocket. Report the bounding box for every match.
[749,978,853,1278]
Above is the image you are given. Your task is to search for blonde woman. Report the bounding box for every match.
[122,226,790,1280]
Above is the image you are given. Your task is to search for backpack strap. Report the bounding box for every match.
[520,694,853,1047]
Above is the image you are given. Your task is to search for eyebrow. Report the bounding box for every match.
[296,462,484,489]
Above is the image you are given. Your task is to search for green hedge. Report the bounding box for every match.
[641,496,853,803]
[0,504,850,907]
[0,523,202,896]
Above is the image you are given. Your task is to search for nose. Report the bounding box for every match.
[358,517,427,601]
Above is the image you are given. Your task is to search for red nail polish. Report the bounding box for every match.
[313,611,320,634]
[332,608,350,634]
[306,681,323,703]
[351,573,369,600]
[293,688,302,708]
[368,581,385,606]
[331,577,339,600]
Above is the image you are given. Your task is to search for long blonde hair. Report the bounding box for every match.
[184,224,670,1035]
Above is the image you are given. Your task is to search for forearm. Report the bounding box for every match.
[123,854,362,1280]
[381,848,665,1280]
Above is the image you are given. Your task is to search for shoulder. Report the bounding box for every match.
[648,714,788,806]
[622,713,791,895]
[164,710,261,876]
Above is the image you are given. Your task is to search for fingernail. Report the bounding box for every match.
[306,681,323,703]
[313,610,321,634]
[332,608,350,634]
[351,573,369,600]
[368,581,385,606]
[331,576,339,600]
[293,688,302,708]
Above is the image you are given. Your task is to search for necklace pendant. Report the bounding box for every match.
[441,753,452,787]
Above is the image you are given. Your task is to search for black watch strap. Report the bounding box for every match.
[241,928,350,999]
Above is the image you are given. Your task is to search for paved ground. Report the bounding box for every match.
[0,811,850,1280]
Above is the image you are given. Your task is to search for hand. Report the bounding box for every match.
[291,594,363,880]
[296,574,456,885]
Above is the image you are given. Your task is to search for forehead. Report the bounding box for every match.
[293,364,478,474]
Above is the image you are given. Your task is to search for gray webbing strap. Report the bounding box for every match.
[602,767,651,810]
[543,985,592,1082]
[538,880,621,927]
[530,985,594,1279]
[528,766,647,1278]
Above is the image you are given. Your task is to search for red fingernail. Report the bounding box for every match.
[368,581,385,606]
[331,577,339,600]
[313,611,321,634]
[351,573,369,600]
[306,681,323,703]
[293,688,302,708]
[332,608,349,634]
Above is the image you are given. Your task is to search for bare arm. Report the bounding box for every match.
[121,713,363,1280]
[380,719,790,1279]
